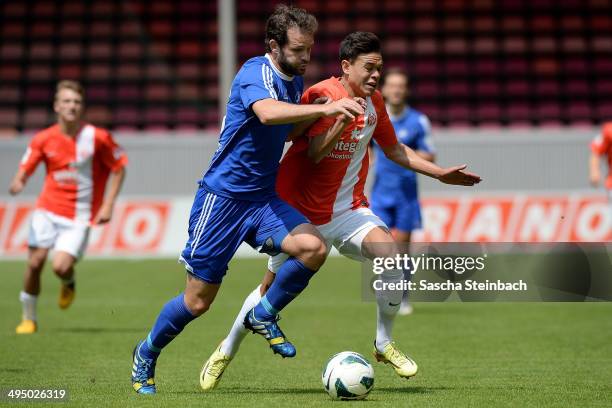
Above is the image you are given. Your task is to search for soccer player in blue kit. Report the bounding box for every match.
[130,4,365,394]
[371,69,436,315]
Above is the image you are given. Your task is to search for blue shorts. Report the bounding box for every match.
[179,187,308,284]
[370,198,422,233]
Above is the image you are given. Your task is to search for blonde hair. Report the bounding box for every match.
[55,80,84,100]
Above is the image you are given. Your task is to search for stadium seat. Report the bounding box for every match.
[0,85,21,103]
[25,86,52,103]
[58,65,82,80]
[29,42,54,60]
[0,108,19,128]
[3,0,610,131]
[87,65,112,81]
[1,43,24,60]
[117,85,141,102]
[23,108,51,129]
[87,85,111,103]
[86,106,112,127]
[4,2,26,17]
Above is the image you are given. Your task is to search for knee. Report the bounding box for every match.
[184,295,213,317]
[27,256,46,272]
[295,236,327,268]
[364,241,398,261]
[52,260,73,278]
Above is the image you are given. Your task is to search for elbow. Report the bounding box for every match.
[256,111,275,125]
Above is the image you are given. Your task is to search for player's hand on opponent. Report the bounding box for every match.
[9,179,25,195]
[323,97,365,121]
[334,98,366,124]
[437,164,482,186]
[94,203,114,224]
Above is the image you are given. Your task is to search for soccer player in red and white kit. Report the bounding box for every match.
[590,122,612,217]
[9,80,127,334]
[200,32,481,390]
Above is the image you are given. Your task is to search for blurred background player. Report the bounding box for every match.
[589,122,612,219]
[8,80,127,334]
[200,32,481,391]
[130,5,366,395]
[370,69,436,315]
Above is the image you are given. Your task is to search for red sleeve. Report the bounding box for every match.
[19,132,46,176]
[591,125,612,155]
[97,130,128,171]
[371,91,398,148]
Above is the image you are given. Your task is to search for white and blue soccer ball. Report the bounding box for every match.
[322,351,375,400]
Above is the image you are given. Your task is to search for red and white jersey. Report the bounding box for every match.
[591,122,612,189]
[277,77,397,225]
[20,123,128,223]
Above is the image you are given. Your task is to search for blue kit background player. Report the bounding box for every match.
[130,4,365,394]
[371,69,436,315]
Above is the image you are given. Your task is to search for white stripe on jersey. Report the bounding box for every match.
[262,65,278,100]
[331,97,377,219]
[20,147,32,164]
[75,125,95,223]
[266,65,278,100]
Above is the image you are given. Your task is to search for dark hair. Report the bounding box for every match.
[264,4,318,52]
[381,67,409,87]
[339,32,381,62]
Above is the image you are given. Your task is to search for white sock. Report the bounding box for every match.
[20,291,38,322]
[219,285,262,357]
[375,269,403,352]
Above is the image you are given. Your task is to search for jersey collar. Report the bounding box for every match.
[264,54,295,81]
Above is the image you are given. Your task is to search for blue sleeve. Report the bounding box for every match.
[239,62,278,109]
[415,114,436,154]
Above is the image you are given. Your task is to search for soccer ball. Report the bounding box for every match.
[321,351,375,400]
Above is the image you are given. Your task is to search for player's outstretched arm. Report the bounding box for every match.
[93,167,126,224]
[416,150,435,162]
[8,169,28,195]
[589,152,601,187]
[382,143,482,186]
[252,97,364,126]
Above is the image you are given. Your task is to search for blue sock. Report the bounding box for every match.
[253,257,316,321]
[140,294,196,359]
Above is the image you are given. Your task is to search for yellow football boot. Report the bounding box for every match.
[16,319,37,334]
[58,283,75,309]
[200,343,232,391]
[373,342,418,378]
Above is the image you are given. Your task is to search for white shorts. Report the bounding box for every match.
[268,207,387,273]
[28,209,90,259]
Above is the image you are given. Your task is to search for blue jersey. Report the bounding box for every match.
[202,55,304,201]
[372,107,435,203]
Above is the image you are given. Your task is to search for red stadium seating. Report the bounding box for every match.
[0,0,610,131]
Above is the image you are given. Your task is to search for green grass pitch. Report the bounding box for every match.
[0,257,611,407]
